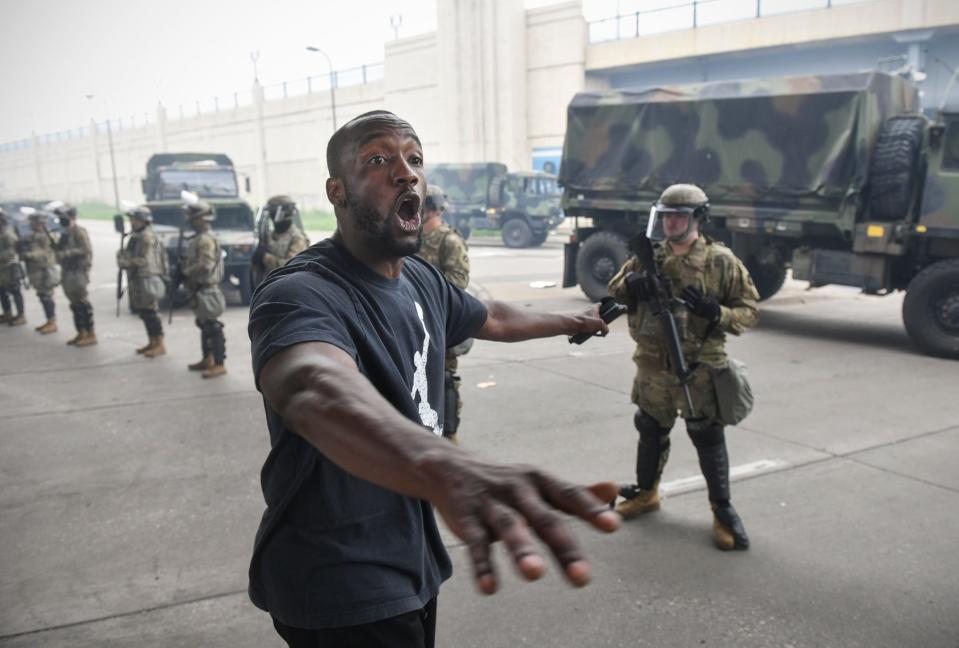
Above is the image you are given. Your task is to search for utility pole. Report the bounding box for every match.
[305,46,338,131]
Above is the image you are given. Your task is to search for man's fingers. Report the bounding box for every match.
[533,473,621,533]
[480,501,546,582]
[459,516,499,595]
[506,489,593,586]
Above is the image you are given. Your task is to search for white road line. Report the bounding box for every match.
[660,459,789,496]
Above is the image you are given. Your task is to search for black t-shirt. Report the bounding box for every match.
[247,238,488,629]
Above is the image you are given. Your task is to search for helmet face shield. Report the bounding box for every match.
[646,203,697,242]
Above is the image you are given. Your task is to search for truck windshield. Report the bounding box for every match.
[524,177,561,196]
[147,204,253,230]
[156,169,238,199]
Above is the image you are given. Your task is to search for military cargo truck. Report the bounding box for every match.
[428,162,564,247]
[141,153,257,304]
[559,71,959,359]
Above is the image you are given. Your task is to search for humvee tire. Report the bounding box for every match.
[902,258,959,359]
[867,115,924,222]
[502,218,533,248]
[530,230,549,247]
[576,230,630,302]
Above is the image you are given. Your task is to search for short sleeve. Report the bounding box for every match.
[248,271,359,390]
[442,279,487,348]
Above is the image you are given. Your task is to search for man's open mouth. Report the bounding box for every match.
[392,192,422,233]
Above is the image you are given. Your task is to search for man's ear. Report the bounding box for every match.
[326,178,347,208]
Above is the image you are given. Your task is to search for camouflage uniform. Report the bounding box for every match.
[608,236,759,427]
[419,186,471,440]
[55,221,96,345]
[608,184,758,551]
[0,213,26,325]
[21,220,59,333]
[182,216,226,377]
[118,208,167,357]
[260,226,309,274]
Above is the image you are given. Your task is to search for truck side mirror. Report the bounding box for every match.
[113,214,125,234]
[928,124,944,149]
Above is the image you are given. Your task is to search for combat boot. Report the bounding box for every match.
[201,364,227,379]
[75,330,98,347]
[711,502,750,551]
[66,332,83,345]
[136,338,154,354]
[615,483,661,518]
[0,313,9,324]
[10,314,26,326]
[144,336,166,358]
[37,318,57,334]
[188,354,214,371]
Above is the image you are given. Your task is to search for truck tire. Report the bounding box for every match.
[502,219,533,248]
[575,230,630,302]
[746,258,787,301]
[902,259,959,359]
[867,115,925,222]
[531,230,549,247]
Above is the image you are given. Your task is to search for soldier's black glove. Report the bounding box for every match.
[624,271,656,303]
[681,285,721,323]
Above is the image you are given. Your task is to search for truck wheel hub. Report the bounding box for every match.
[592,256,616,283]
[935,291,959,333]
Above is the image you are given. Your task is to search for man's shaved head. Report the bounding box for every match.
[326,110,421,179]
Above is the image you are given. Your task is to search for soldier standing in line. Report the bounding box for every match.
[51,203,96,346]
[22,211,60,334]
[117,205,168,358]
[178,198,227,378]
[608,184,759,551]
[252,195,310,277]
[0,208,27,326]
[418,185,471,444]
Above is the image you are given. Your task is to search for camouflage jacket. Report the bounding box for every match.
[0,228,18,269]
[262,226,309,274]
[55,225,93,272]
[118,226,166,278]
[418,223,470,290]
[22,231,57,272]
[183,230,222,289]
[608,235,759,367]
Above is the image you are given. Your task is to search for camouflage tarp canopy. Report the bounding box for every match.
[428,162,507,209]
[560,72,919,205]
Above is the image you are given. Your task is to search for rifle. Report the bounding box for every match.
[114,215,128,317]
[167,228,186,324]
[627,233,696,418]
[251,205,268,287]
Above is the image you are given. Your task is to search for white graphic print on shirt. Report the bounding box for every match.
[411,301,442,436]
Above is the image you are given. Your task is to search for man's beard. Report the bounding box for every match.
[345,187,422,257]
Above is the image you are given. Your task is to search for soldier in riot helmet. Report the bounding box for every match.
[22,211,60,334]
[253,195,310,276]
[118,205,168,358]
[0,208,27,326]
[178,197,227,378]
[608,183,759,551]
[418,184,471,443]
[51,202,96,346]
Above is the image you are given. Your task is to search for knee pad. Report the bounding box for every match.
[634,410,669,439]
[687,419,724,448]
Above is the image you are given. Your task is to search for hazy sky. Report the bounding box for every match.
[0,0,591,143]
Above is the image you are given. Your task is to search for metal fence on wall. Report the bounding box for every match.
[587,0,874,43]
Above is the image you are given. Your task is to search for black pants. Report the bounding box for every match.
[272,598,437,648]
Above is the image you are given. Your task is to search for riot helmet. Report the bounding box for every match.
[126,204,153,227]
[266,195,297,233]
[45,201,77,227]
[646,184,710,243]
[424,185,448,215]
[181,191,215,224]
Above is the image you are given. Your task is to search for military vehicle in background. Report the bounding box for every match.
[559,71,959,358]
[141,153,257,304]
[428,162,564,247]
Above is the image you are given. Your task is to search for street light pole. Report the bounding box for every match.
[86,94,120,213]
[305,46,337,131]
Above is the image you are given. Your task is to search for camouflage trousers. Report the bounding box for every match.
[0,265,20,291]
[62,269,90,305]
[129,275,166,311]
[28,266,59,297]
[446,354,462,418]
[631,359,720,429]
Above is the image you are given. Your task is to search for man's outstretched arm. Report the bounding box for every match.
[259,340,620,594]
[475,300,608,343]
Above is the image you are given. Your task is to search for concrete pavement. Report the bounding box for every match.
[1,221,957,646]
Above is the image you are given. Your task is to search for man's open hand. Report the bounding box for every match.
[419,455,621,594]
